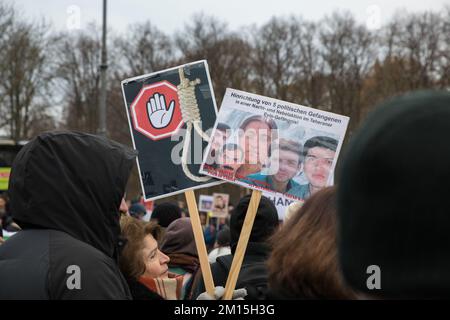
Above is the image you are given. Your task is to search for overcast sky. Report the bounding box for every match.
[9,0,449,35]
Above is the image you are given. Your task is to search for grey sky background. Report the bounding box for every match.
[8,0,449,35]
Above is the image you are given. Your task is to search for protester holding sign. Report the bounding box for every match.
[191,195,279,300]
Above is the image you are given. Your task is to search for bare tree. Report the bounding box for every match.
[55,25,103,133]
[385,11,445,90]
[115,22,174,76]
[250,17,302,102]
[176,14,252,104]
[0,4,53,140]
[319,11,377,130]
[292,20,327,107]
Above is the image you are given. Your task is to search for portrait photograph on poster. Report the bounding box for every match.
[198,194,214,212]
[200,88,349,202]
[212,193,229,218]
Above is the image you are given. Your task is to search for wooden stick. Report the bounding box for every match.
[185,189,215,297]
[222,190,262,300]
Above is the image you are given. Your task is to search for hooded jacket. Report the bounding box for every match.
[0,131,136,299]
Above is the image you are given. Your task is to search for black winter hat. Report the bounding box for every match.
[230,195,279,250]
[337,90,450,299]
[217,226,231,247]
[151,202,182,228]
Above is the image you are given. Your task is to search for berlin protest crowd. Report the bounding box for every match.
[1,90,450,300]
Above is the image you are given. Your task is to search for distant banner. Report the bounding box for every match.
[0,167,11,191]
[198,195,214,212]
[212,193,229,218]
[122,60,222,201]
[200,88,349,202]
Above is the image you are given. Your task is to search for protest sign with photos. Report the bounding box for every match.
[212,193,230,218]
[200,88,349,202]
[122,60,222,201]
[198,194,213,212]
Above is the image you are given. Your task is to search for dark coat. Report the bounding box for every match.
[0,131,136,299]
[190,242,270,299]
[126,278,164,300]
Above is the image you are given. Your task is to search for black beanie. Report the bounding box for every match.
[337,90,450,298]
[151,202,182,228]
[230,195,279,249]
[217,226,231,247]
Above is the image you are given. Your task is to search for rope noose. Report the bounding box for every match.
[177,67,211,182]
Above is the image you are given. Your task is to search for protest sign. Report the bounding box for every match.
[122,61,219,297]
[200,88,349,203]
[223,189,262,299]
[198,194,213,212]
[212,193,229,218]
[0,167,11,191]
[122,60,222,201]
[263,191,295,221]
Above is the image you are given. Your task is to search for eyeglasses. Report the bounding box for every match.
[304,155,334,166]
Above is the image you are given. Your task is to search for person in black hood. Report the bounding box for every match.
[190,195,279,300]
[0,131,137,299]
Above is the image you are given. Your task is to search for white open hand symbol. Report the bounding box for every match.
[147,93,175,129]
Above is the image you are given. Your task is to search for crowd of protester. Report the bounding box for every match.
[0,90,449,299]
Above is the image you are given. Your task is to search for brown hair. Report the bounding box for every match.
[119,216,163,280]
[271,139,302,161]
[267,186,355,299]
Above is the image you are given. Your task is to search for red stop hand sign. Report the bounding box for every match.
[130,81,183,140]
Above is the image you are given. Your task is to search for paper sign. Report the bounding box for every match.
[122,61,222,200]
[200,88,349,202]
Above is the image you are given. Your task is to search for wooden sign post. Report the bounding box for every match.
[185,189,215,297]
[222,189,262,300]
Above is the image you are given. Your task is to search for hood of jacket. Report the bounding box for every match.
[9,131,137,259]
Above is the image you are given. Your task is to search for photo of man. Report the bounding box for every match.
[216,143,244,179]
[212,193,229,218]
[289,136,338,200]
[205,122,231,167]
[241,139,303,194]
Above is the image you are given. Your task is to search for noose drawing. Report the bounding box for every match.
[177,67,212,182]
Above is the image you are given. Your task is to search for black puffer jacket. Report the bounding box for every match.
[0,131,136,299]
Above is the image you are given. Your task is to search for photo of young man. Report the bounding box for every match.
[205,122,231,167]
[289,136,338,200]
[242,139,303,194]
[216,143,244,179]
